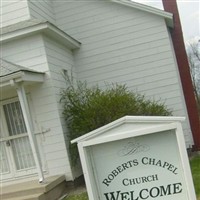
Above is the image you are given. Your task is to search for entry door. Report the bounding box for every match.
[0,100,36,179]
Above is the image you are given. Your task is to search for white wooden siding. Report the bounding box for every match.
[1,0,30,27]
[54,1,192,146]
[43,35,76,105]
[2,34,74,180]
[2,35,48,72]
[1,0,193,182]
[54,1,181,104]
[42,35,77,178]
[28,0,55,24]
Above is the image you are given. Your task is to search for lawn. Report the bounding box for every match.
[65,192,88,200]
[66,155,200,200]
[190,156,200,200]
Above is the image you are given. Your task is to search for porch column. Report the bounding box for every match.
[14,81,45,183]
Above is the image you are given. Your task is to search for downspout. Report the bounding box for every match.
[162,0,200,150]
[11,80,45,183]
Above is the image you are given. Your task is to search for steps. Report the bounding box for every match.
[0,175,67,200]
[1,193,45,200]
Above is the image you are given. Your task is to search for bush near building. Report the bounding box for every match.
[61,78,172,165]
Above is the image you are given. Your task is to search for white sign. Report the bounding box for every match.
[72,116,196,200]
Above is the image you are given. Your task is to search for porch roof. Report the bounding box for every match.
[0,59,45,87]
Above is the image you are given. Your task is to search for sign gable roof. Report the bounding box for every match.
[71,116,185,144]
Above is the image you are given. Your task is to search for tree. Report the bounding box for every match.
[186,38,200,115]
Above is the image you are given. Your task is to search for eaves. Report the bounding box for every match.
[111,0,174,28]
[0,21,81,50]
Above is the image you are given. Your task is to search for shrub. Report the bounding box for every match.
[60,78,172,165]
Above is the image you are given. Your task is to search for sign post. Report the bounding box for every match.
[72,116,196,200]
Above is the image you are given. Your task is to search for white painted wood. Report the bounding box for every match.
[54,0,192,146]
[71,116,185,144]
[1,0,195,185]
[42,34,79,179]
[74,117,196,200]
[111,0,173,27]
[1,22,80,50]
[28,0,56,24]
[2,34,74,182]
[82,123,178,147]
[175,123,197,200]
[78,143,97,200]
[0,133,28,142]
[16,82,44,183]
[1,0,30,27]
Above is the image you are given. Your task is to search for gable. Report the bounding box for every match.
[71,116,185,144]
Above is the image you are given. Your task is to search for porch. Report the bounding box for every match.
[0,59,46,184]
[1,175,68,200]
[1,59,77,197]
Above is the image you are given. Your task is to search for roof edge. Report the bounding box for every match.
[111,0,174,28]
[71,116,185,144]
[46,22,81,49]
[0,71,45,88]
[1,21,81,50]
[1,58,44,75]
[0,59,45,87]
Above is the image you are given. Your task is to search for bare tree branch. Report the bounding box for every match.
[186,38,200,115]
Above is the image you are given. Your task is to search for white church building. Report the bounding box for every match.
[1,0,199,191]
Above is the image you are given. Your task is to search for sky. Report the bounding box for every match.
[132,0,200,42]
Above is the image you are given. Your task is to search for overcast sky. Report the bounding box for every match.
[132,0,200,42]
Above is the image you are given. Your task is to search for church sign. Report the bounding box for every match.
[71,116,196,200]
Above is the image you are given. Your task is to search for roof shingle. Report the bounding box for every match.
[0,59,42,77]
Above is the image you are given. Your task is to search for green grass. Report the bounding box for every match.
[190,156,200,200]
[65,192,88,200]
[65,156,200,200]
